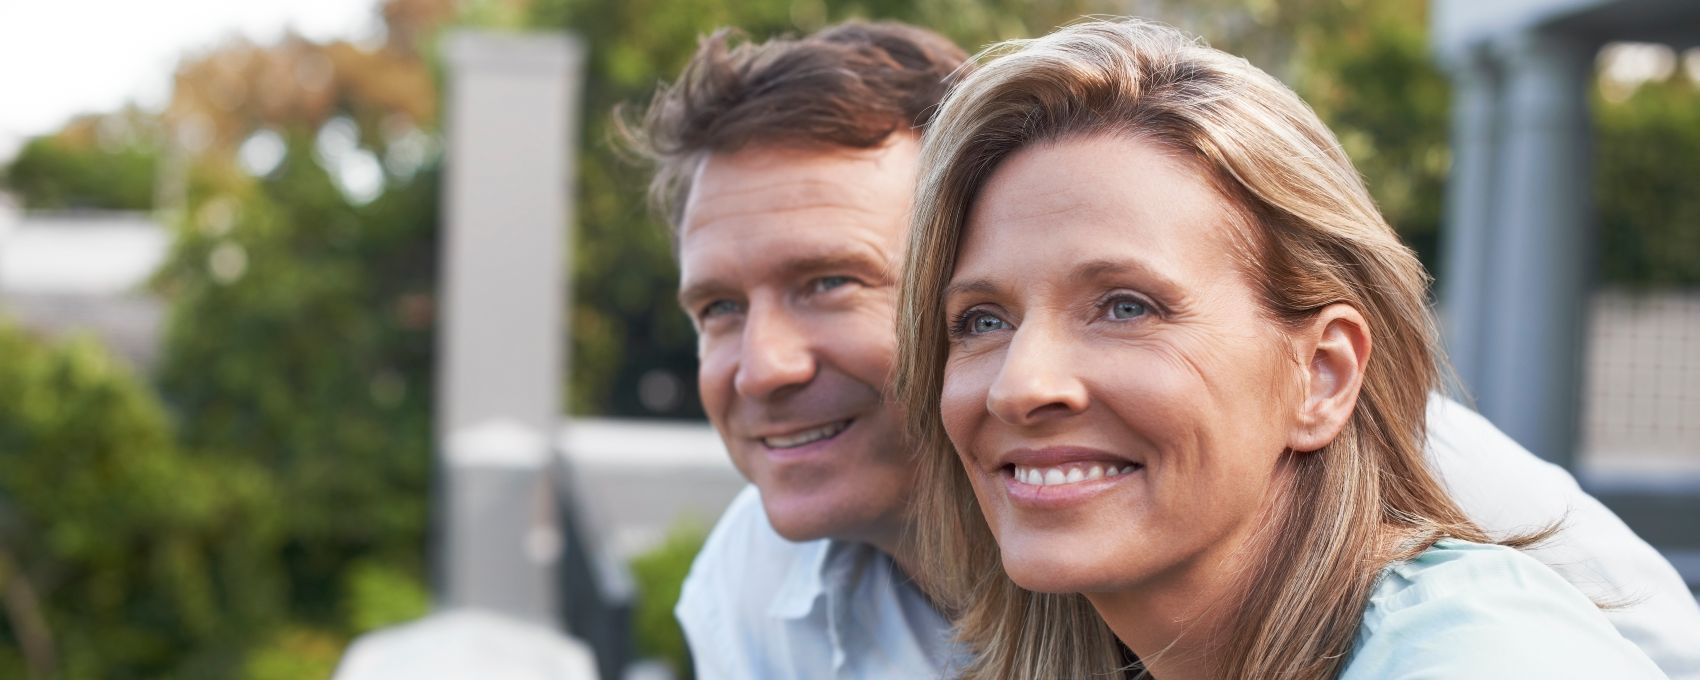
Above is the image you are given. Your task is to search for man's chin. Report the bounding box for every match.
[759,491,870,544]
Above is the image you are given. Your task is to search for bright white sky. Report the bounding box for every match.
[0,0,383,163]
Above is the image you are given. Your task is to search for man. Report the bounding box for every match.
[626,21,1700,679]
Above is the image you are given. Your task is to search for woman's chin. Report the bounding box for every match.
[1000,550,1132,594]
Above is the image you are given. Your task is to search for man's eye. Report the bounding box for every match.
[700,300,742,319]
[1107,297,1148,320]
[813,276,853,292]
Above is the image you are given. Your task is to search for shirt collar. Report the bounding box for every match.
[767,537,848,620]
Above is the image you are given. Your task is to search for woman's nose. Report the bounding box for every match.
[985,323,1089,426]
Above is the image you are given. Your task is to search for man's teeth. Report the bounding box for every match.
[763,420,851,449]
[1013,463,1140,486]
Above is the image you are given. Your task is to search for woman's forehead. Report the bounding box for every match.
[954,135,1247,281]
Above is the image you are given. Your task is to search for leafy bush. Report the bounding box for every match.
[0,321,279,679]
[0,110,159,211]
[151,139,439,640]
[628,524,708,679]
[1596,78,1700,287]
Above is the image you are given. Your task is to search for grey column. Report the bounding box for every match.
[1438,46,1500,400]
[438,32,584,624]
[1478,31,1594,468]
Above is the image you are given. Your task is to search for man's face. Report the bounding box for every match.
[677,136,920,548]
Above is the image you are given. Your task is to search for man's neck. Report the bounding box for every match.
[834,515,931,597]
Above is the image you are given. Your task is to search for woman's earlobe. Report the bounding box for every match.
[1289,304,1371,453]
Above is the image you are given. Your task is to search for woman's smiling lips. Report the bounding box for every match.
[994,446,1145,507]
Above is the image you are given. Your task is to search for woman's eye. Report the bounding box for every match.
[970,312,1009,334]
[1108,298,1148,320]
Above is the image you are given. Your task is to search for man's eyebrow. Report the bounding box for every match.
[677,279,733,311]
[774,251,891,281]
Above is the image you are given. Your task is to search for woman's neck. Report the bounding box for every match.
[1083,509,1273,680]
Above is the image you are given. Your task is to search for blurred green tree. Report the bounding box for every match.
[152,148,440,631]
[0,108,160,211]
[1141,0,1451,270]
[0,321,282,679]
[143,0,450,670]
[1596,77,1700,287]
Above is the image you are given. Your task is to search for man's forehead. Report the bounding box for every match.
[683,149,904,227]
[679,215,897,283]
[681,175,886,237]
[679,142,916,238]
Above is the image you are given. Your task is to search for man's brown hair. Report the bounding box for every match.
[621,21,968,231]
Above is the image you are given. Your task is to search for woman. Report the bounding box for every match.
[894,18,1665,679]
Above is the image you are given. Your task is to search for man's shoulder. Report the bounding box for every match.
[1423,394,1579,526]
[1421,394,1700,677]
[677,485,827,622]
[674,486,836,679]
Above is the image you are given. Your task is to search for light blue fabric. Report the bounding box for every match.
[675,486,959,680]
[1342,538,1668,679]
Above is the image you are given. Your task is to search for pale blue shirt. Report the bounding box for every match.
[675,486,959,680]
[1343,539,1667,678]
[678,397,1700,678]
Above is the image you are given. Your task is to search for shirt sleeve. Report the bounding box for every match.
[1423,395,1700,677]
[1343,544,1669,680]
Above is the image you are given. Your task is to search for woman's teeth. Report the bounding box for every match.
[763,420,851,449]
[1013,462,1140,486]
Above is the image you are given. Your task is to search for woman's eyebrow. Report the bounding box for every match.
[1070,258,1183,296]
[942,278,1003,305]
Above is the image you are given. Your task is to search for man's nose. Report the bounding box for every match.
[733,303,816,399]
[985,322,1089,426]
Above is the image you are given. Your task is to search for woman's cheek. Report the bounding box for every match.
[940,353,997,445]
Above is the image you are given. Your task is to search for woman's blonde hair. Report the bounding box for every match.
[896,17,1499,679]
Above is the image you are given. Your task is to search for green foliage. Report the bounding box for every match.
[1596,78,1700,287]
[0,117,159,211]
[1284,2,1450,270]
[152,134,438,633]
[343,560,432,635]
[0,321,280,679]
[628,524,708,678]
[240,628,343,680]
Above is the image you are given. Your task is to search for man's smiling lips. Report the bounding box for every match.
[757,419,855,451]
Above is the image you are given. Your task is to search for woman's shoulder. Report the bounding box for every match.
[1341,539,1667,679]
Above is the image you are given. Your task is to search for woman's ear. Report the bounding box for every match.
[1288,303,1371,453]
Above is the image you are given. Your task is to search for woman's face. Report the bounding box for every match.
[940,134,1304,595]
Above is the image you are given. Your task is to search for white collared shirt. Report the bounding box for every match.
[676,486,959,680]
[678,396,1700,679]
